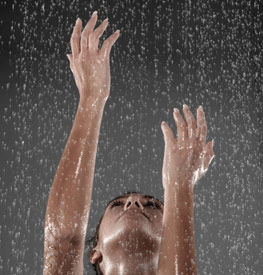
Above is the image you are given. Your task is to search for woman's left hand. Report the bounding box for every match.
[161,105,214,190]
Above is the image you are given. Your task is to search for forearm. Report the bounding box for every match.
[44,94,106,240]
[157,183,197,275]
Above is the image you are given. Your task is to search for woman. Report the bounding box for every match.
[43,12,214,275]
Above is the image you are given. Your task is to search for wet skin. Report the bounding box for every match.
[90,193,164,273]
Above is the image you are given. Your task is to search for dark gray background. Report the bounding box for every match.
[1,0,262,274]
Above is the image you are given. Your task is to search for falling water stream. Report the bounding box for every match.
[1,0,262,274]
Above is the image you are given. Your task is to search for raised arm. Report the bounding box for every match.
[43,12,119,275]
[158,105,214,275]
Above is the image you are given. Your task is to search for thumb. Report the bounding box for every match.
[196,140,214,183]
[66,54,72,62]
[204,140,215,170]
[161,121,174,143]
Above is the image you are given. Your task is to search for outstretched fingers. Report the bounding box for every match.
[70,12,120,59]
[161,121,175,145]
[93,18,109,39]
[173,108,187,145]
[204,140,215,170]
[90,18,109,50]
[87,17,110,52]
[70,18,82,56]
[196,106,207,146]
[182,104,196,143]
[100,30,120,58]
[81,11,98,53]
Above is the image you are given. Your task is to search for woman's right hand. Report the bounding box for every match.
[67,11,120,102]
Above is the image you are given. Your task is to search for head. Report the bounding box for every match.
[86,191,164,275]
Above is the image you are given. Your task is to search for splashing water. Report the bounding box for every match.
[1,0,262,274]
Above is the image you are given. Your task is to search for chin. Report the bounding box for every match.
[115,225,161,254]
[102,217,162,255]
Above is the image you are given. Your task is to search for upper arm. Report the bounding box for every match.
[43,233,85,275]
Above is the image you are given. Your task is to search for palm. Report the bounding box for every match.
[161,105,214,189]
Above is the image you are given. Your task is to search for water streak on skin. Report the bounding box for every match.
[75,150,84,178]
[175,254,179,275]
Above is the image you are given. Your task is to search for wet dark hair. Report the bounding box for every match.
[85,191,163,275]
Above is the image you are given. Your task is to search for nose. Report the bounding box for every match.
[124,195,144,211]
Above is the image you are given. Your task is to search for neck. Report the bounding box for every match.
[99,226,161,275]
[100,230,160,275]
[101,251,159,275]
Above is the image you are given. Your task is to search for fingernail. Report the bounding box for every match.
[103,18,108,23]
[199,105,203,111]
[173,108,179,113]
[76,18,80,23]
[115,29,120,34]
[92,11,98,16]
[183,104,188,109]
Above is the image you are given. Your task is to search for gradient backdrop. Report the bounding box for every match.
[1,0,262,274]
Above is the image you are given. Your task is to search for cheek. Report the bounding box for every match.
[99,211,119,234]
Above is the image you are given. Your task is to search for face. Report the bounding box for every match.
[91,193,164,264]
